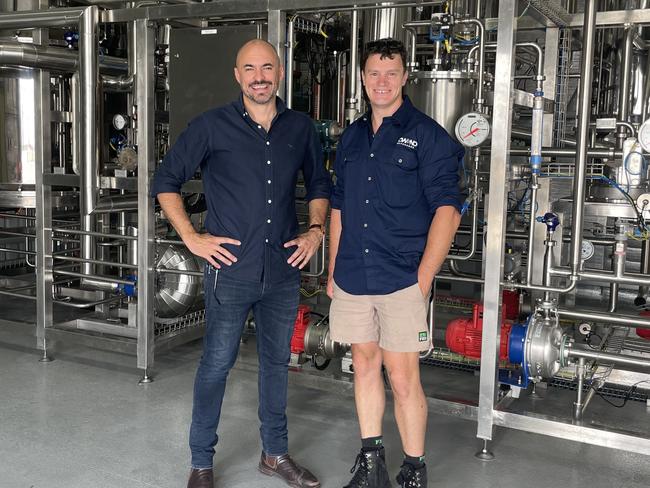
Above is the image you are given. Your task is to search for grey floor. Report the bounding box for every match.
[1,323,650,488]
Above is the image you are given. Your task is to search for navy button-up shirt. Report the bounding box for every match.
[151,95,332,284]
[331,96,464,295]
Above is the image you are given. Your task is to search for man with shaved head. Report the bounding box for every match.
[152,39,329,488]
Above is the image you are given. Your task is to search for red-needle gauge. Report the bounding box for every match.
[454,112,491,148]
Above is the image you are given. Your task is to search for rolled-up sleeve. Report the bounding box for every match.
[150,116,209,198]
[301,121,332,201]
[418,125,464,214]
[330,140,347,210]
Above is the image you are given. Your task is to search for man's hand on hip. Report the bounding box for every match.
[284,229,323,269]
[184,232,241,269]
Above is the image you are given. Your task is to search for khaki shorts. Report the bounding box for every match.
[329,281,431,352]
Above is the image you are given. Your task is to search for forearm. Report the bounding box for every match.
[328,209,342,277]
[157,192,197,241]
[419,206,461,280]
[308,198,329,228]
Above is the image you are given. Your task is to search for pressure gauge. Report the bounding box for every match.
[112,113,129,131]
[581,240,595,261]
[639,118,650,152]
[454,112,491,147]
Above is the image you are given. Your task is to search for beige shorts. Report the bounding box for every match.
[329,281,431,352]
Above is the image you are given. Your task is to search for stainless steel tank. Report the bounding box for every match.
[404,71,476,136]
[154,243,203,318]
[0,1,39,208]
[362,5,412,45]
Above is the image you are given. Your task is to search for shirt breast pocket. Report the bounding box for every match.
[376,148,420,208]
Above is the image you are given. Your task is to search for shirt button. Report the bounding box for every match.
[265,238,269,243]
[368,176,372,181]
[267,160,271,165]
[363,223,368,228]
[365,199,369,204]
[267,179,272,184]
[268,199,272,204]
[266,141,270,145]
[267,219,271,223]
[364,249,369,253]
[398,158,403,163]
[370,153,374,158]
[257,125,262,129]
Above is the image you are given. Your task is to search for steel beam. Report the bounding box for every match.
[135,18,156,373]
[476,1,517,442]
[267,9,287,102]
[33,21,53,356]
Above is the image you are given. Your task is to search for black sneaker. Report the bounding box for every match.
[343,448,391,488]
[396,463,427,487]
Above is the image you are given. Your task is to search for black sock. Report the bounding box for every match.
[361,436,384,451]
[403,453,425,469]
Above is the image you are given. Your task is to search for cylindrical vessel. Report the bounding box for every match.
[404,71,476,136]
[154,243,202,318]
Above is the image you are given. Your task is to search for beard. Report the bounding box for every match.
[243,81,275,105]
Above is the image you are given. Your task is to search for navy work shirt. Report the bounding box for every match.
[331,96,464,295]
[151,95,332,284]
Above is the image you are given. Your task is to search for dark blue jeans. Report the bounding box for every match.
[189,266,300,469]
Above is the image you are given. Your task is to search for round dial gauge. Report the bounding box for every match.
[112,113,129,131]
[581,240,595,261]
[454,112,491,147]
[639,119,650,152]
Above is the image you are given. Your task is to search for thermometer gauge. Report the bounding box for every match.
[454,112,491,147]
[581,240,595,261]
[639,118,650,152]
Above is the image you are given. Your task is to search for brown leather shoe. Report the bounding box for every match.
[258,452,321,488]
[187,468,214,488]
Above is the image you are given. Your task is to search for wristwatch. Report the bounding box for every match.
[308,223,325,235]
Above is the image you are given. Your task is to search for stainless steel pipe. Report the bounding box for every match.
[568,346,650,370]
[569,0,597,277]
[558,308,650,330]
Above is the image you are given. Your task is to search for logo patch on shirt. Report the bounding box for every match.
[397,137,418,150]
[418,331,428,342]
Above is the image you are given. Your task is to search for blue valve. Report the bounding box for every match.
[536,212,560,232]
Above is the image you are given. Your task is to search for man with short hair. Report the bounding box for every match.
[152,39,330,488]
[328,38,464,488]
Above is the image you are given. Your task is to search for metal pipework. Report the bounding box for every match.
[336,51,345,126]
[557,308,650,330]
[618,27,634,146]
[345,9,359,125]
[101,74,133,92]
[408,17,487,110]
[92,195,139,213]
[608,226,627,312]
[405,26,418,72]
[0,7,86,29]
[573,357,586,421]
[468,41,544,85]
[566,344,650,370]
[569,0,597,278]
[448,152,479,261]
[550,265,650,286]
[0,42,127,74]
[508,147,622,158]
[286,16,295,108]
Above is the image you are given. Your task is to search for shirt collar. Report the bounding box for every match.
[235,93,287,118]
[361,95,414,127]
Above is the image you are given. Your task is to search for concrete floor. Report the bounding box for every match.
[1,325,650,488]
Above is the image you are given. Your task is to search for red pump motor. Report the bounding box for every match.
[638,310,650,340]
[445,304,513,361]
[291,304,311,354]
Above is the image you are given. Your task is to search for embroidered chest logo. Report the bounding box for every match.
[396,137,418,150]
